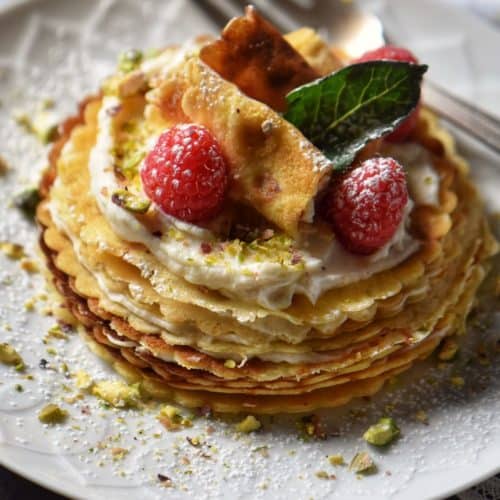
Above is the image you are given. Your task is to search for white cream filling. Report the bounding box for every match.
[383,142,440,207]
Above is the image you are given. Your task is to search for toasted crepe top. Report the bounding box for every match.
[200,6,319,112]
[151,57,332,236]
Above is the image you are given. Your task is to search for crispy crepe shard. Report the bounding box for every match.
[200,6,319,112]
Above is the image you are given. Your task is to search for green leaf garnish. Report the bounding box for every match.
[284,61,428,170]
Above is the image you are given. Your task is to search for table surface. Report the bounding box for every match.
[0,0,498,499]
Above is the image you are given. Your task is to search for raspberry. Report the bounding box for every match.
[354,45,420,142]
[326,157,409,255]
[355,46,418,65]
[141,124,228,222]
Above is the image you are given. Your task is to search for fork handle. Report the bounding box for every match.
[422,80,500,154]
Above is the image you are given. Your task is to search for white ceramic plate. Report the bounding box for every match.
[0,1,499,499]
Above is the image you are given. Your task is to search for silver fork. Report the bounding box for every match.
[200,0,500,154]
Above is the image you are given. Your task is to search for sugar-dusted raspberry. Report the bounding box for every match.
[141,124,228,222]
[354,45,421,142]
[326,157,409,255]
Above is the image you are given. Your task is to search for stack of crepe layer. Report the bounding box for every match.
[37,27,497,414]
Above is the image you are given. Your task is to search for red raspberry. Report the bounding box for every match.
[354,45,420,142]
[141,124,228,222]
[355,46,418,65]
[326,157,409,255]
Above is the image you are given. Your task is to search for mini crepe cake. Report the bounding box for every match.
[37,8,498,414]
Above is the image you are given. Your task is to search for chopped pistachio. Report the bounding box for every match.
[224,359,236,369]
[257,480,269,490]
[0,343,24,366]
[13,108,58,144]
[157,405,192,431]
[14,384,23,392]
[24,298,35,311]
[118,49,143,73]
[111,189,151,214]
[40,97,55,110]
[20,258,39,273]
[328,454,345,466]
[111,447,129,461]
[349,452,377,474]
[315,470,336,480]
[477,355,491,366]
[186,436,203,447]
[438,339,459,361]
[46,324,68,340]
[92,380,141,408]
[46,347,57,356]
[12,110,32,130]
[235,415,261,433]
[75,370,93,390]
[450,376,465,388]
[38,404,68,424]
[0,155,9,175]
[32,111,58,144]
[252,445,269,457]
[305,422,315,436]
[120,150,145,177]
[415,410,429,425]
[297,414,326,440]
[363,417,400,446]
[12,187,40,218]
[0,241,25,260]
